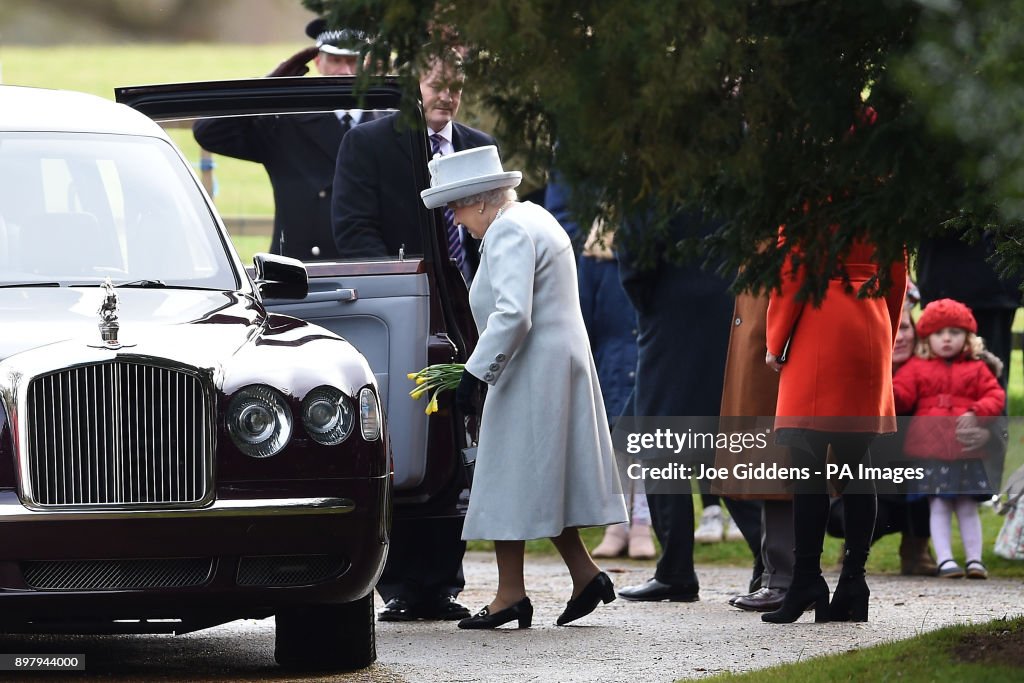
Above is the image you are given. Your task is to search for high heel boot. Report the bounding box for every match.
[761,574,830,623]
[830,548,870,622]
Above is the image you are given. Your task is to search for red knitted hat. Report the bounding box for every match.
[916,298,977,337]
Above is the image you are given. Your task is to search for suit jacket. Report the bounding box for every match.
[331,113,494,272]
[194,111,378,261]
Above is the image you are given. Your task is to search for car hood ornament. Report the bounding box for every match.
[91,277,134,349]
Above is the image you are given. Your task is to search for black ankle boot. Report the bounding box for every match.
[761,575,830,624]
[830,547,870,622]
[829,575,869,622]
[458,597,533,629]
[557,572,615,625]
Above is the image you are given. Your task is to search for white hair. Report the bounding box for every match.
[451,187,517,209]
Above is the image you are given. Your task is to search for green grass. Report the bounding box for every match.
[693,616,1024,682]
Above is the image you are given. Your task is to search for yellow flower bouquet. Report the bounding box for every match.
[408,363,465,414]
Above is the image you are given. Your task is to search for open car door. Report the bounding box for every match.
[117,76,477,516]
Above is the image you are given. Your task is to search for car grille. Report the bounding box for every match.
[236,555,348,587]
[21,558,214,591]
[25,361,213,507]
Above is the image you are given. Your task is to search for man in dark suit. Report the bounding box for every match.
[331,50,494,621]
[193,18,375,261]
[615,211,736,603]
[332,50,493,282]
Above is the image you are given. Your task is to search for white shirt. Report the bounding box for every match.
[334,110,364,125]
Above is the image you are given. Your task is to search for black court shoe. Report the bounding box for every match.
[557,571,616,626]
[458,597,533,629]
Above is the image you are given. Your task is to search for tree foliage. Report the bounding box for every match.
[304,0,1021,298]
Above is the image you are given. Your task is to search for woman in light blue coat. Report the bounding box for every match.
[421,146,628,630]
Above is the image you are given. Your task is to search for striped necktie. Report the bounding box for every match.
[430,134,465,271]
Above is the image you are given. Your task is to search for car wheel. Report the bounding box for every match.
[274,592,376,671]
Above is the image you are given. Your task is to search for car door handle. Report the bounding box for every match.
[303,288,359,303]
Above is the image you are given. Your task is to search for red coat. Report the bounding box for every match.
[892,356,1005,460]
[767,238,906,433]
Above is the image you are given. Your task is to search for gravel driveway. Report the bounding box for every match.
[368,551,1024,682]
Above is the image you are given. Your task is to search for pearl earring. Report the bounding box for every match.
[477,204,485,214]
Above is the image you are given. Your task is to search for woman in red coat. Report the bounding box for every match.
[762,236,905,624]
[893,298,1005,580]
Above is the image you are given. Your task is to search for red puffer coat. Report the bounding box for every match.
[892,356,1005,460]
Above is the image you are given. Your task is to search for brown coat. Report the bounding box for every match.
[714,293,793,500]
[767,238,905,433]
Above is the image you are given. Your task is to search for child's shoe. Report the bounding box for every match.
[965,560,988,580]
[936,559,964,578]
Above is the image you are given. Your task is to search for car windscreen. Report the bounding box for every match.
[0,131,237,290]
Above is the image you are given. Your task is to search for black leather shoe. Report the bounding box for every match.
[422,594,471,621]
[378,597,419,622]
[458,597,533,629]
[733,587,787,612]
[557,572,615,625]
[617,578,699,602]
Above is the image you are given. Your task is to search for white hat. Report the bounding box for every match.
[420,145,522,209]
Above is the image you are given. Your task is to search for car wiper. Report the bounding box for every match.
[0,282,61,288]
[115,279,167,288]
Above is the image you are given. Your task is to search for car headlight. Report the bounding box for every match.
[359,387,381,441]
[227,385,292,458]
[301,386,354,446]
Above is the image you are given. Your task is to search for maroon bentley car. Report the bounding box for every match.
[0,79,475,670]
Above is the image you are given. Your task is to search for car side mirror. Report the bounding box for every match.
[252,252,309,300]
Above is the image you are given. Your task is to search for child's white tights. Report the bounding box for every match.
[929,496,983,564]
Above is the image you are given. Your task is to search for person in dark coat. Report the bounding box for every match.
[330,50,495,623]
[193,18,377,261]
[916,231,1023,389]
[332,50,493,282]
[615,210,737,601]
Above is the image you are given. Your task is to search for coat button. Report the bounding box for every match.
[318,189,328,198]
[734,317,742,326]
[628,371,636,379]
[496,353,506,362]
[484,372,494,381]
[631,328,638,336]
[489,362,500,371]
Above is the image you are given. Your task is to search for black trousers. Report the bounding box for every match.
[647,492,699,589]
[375,516,466,603]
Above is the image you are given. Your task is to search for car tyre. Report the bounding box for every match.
[274,592,376,671]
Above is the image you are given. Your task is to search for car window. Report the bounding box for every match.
[0,132,237,290]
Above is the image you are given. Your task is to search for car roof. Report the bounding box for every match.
[0,84,167,137]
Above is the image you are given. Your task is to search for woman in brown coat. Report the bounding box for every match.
[762,237,905,624]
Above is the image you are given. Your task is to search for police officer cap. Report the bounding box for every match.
[305,18,369,57]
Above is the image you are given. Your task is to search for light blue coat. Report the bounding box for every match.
[463,202,628,540]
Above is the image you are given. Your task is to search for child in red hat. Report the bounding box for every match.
[892,298,1005,580]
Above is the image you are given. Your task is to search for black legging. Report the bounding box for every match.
[790,431,877,581]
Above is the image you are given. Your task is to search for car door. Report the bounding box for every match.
[117,77,477,515]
